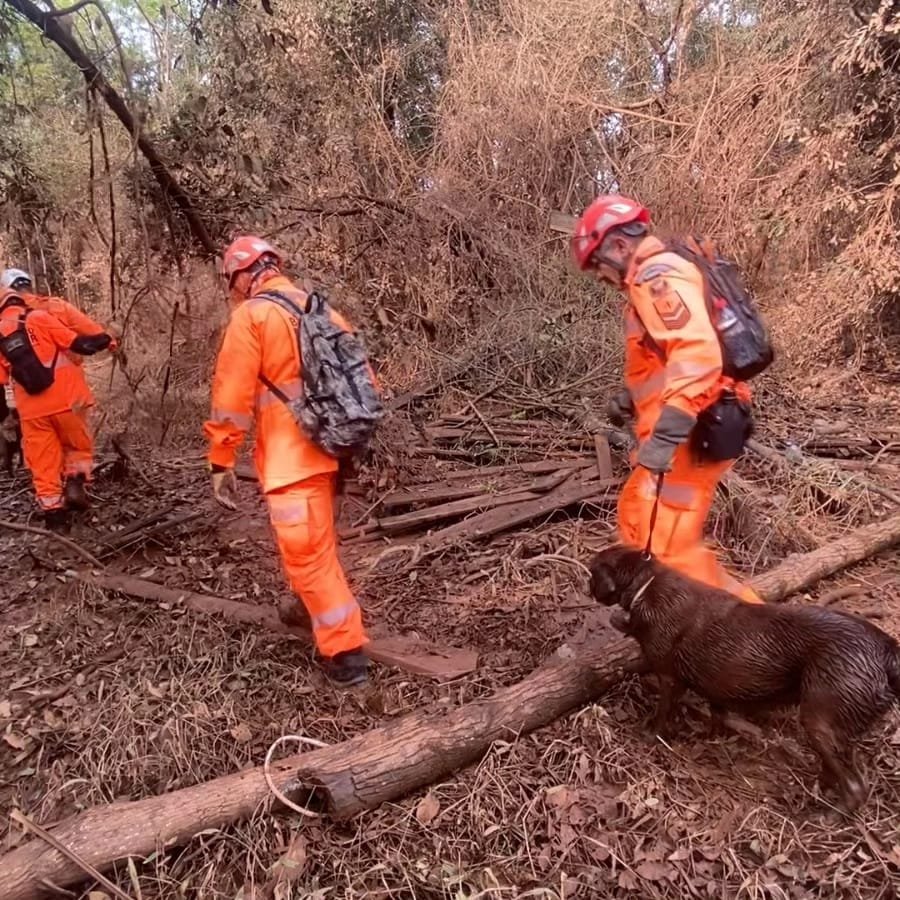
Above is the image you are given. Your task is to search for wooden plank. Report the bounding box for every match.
[384,469,570,511]
[424,475,623,550]
[379,489,542,535]
[593,434,614,480]
[549,211,577,235]
[426,426,589,450]
[382,482,495,510]
[75,572,479,679]
[413,457,594,483]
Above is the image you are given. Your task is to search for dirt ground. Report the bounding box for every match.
[2,397,900,899]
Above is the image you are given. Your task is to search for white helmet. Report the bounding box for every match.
[0,268,32,290]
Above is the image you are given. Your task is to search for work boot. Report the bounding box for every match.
[63,474,89,511]
[320,648,369,687]
[278,598,312,630]
[43,507,71,532]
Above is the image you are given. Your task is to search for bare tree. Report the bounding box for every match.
[2,0,217,255]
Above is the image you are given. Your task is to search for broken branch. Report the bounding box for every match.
[0,519,103,567]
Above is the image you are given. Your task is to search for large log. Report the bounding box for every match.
[750,509,900,601]
[4,513,900,898]
[0,639,644,900]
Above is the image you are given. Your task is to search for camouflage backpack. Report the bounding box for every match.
[258,290,383,458]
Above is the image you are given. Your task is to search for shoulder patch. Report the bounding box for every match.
[635,262,675,285]
[650,282,692,330]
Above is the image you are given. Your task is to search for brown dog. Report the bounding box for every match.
[589,545,900,811]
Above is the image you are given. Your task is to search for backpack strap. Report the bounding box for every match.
[253,290,310,404]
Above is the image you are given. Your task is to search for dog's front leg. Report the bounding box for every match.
[649,674,685,738]
[609,608,632,634]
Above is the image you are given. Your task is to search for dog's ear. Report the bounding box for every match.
[588,559,618,605]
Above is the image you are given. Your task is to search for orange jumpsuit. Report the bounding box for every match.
[22,293,107,345]
[618,236,761,603]
[203,274,367,658]
[0,305,95,511]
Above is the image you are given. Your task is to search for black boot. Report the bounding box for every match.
[44,507,71,532]
[321,648,369,687]
[63,474,89,511]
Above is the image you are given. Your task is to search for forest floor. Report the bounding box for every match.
[1,378,900,899]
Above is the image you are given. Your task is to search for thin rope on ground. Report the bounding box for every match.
[263,734,329,818]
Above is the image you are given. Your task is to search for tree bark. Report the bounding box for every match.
[3,0,216,256]
[750,510,900,602]
[0,639,643,900]
[3,512,900,898]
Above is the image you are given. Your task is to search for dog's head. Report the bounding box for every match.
[588,545,655,610]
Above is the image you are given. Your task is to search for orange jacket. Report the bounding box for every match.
[0,304,95,420]
[623,236,748,443]
[22,293,106,368]
[204,274,355,492]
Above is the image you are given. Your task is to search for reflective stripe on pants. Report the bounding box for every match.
[267,472,368,657]
[617,446,762,603]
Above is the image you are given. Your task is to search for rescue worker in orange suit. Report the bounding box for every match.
[571,196,761,603]
[0,269,117,344]
[203,236,370,686]
[0,289,113,529]
[1,268,119,502]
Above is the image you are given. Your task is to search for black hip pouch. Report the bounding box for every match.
[691,392,753,462]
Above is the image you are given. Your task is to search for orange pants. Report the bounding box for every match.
[21,409,94,511]
[267,472,367,658]
[618,446,762,603]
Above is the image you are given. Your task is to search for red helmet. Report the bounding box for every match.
[221,236,282,285]
[570,195,650,271]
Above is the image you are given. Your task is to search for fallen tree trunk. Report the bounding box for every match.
[5,513,900,898]
[0,638,644,900]
[750,509,900,602]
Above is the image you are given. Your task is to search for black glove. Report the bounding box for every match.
[71,333,113,355]
[636,405,696,474]
[0,390,8,424]
[607,388,634,427]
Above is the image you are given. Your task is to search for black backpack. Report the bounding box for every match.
[0,310,56,395]
[257,290,383,459]
[669,237,774,381]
